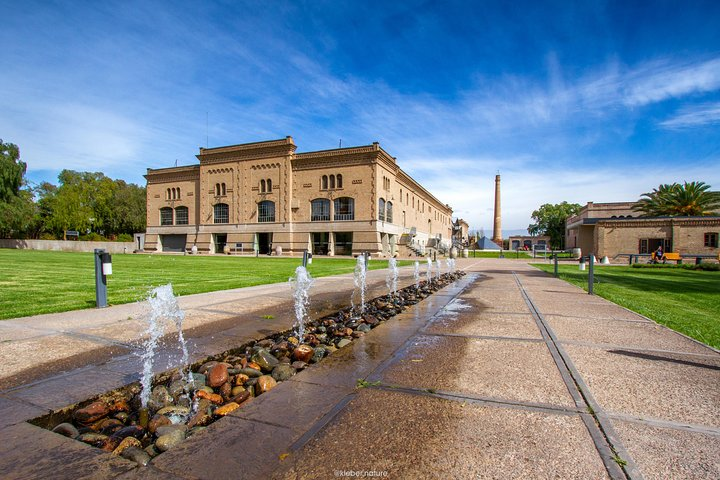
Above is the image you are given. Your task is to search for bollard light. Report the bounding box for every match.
[101,253,113,276]
[579,256,586,271]
[307,252,313,265]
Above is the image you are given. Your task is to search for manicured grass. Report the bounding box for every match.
[532,263,720,349]
[0,250,410,320]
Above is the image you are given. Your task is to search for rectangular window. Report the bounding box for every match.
[160,208,173,226]
[705,232,719,248]
[175,208,188,225]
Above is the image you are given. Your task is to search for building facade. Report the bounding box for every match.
[566,201,720,260]
[144,137,453,256]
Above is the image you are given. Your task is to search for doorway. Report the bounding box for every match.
[312,232,329,255]
[334,232,353,255]
[214,234,227,254]
[257,232,272,255]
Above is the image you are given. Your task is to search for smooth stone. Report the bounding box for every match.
[247,361,262,371]
[337,338,352,348]
[121,446,151,466]
[155,424,188,437]
[148,414,171,434]
[219,382,232,400]
[73,401,111,425]
[198,361,218,374]
[363,315,379,326]
[325,345,337,354]
[230,390,252,405]
[148,386,174,412]
[198,386,214,394]
[144,444,161,458]
[357,324,372,333]
[310,346,327,364]
[352,331,365,338]
[292,344,314,363]
[255,375,277,395]
[207,363,229,388]
[188,426,206,437]
[231,386,246,396]
[168,380,187,398]
[52,423,79,438]
[96,418,124,435]
[155,429,186,452]
[214,402,240,416]
[76,433,109,447]
[113,412,129,424]
[287,336,299,345]
[196,390,224,405]
[190,373,207,387]
[238,368,263,378]
[291,361,307,370]
[233,373,250,385]
[111,437,142,456]
[271,364,296,381]
[155,405,190,416]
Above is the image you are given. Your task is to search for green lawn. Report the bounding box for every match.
[0,250,409,320]
[532,264,720,349]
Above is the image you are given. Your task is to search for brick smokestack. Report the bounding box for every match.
[492,174,502,246]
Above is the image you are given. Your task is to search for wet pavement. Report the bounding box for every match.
[0,258,718,479]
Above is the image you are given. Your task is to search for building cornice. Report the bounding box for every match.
[145,165,200,183]
[597,216,720,227]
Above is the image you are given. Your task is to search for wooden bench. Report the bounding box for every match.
[652,252,682,264]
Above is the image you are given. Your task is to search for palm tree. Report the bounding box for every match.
[633,181,720,217]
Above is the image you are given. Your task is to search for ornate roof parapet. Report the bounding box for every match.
[145,165,200,183]
[197,137,296,165]
[597,216,720,228]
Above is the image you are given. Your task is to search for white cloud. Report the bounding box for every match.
[623,58,720,107]
[660,102,720,129]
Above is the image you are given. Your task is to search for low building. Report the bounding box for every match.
[452,218,469,246]
[144,137,454,256]
[508,235,550,251]
[566,201,720,260]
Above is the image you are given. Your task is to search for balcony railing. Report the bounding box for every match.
[334,213,354,221]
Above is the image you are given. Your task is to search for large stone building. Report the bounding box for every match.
[566,201,720,260]
[144,137,453,256]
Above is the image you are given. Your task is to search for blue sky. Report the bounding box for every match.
[2,0,720,233]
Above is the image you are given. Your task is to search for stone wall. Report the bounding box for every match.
[0,239,137,254]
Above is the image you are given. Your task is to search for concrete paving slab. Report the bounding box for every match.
[380,335,576,408]
[425,300,542,339]
[565,344,720,427]
[152,415,293,479]
[5,367,129,411]
[548,315,714,355]
[612,420,720,480]
[0,394,48,429]
[273,389,608,479]
[0,421,136,480]
[0,322,56,341]
[232,379,353,434]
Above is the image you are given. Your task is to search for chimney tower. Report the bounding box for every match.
[492,174,502,246]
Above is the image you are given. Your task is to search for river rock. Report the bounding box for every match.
[291,361,307,370]
[155,424,187,437]
[156,429,186,452]
[121,446,151,466]
[310,346,326,364]
[155,405,190,417]
[77,432,109,447]
[214,402,240,416]
[195,390,223,404]
[190,373,207,387]
[337,338,352,348]
[198,361,218,374]
[230,390,252,405]
[287,336,299,345]
[251,349,280,372]
[148,414,171,434]
[113,412,129,424]
[292,344,314,363]
[219,381,232,400]
[271,364,295,381]
[255,375,277,395]
[73,401,111,425]
[111,437,141,456]
[96,418,124,435]
[187,399,212,428]
[208,363,229,388]
[357,324,372,333]
[231,385,246,397]
[148,386,174,412]
[52,422,79,438]
[363,315,379,326]
[238,367,263,378]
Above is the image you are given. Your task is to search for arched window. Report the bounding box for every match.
[386,201,393,223]
[329,175,335,189]
[334,197,354,221]
[166,188,171,200]
[175,206,189,225]
[215,183,221,196]
[177,187,181,198]
[160,207,173,226]
[311,199,330,221]
[258,200,275,223]
[267,179,272,191]
[221,183,226,196]
[214,203,229,224]
[337,174,343,188]
[322,175,328,190]
[260,179,266,193]
[378,198,386,222]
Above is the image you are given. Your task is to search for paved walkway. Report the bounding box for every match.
[0,259,718,479]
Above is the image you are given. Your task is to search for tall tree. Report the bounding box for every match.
[528,201,582,249]
[633,181,720,217]
[0,140,36,238]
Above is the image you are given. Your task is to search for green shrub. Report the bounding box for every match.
[80,232,108,242]
[116,233,133,242]
[632,263,719,272]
